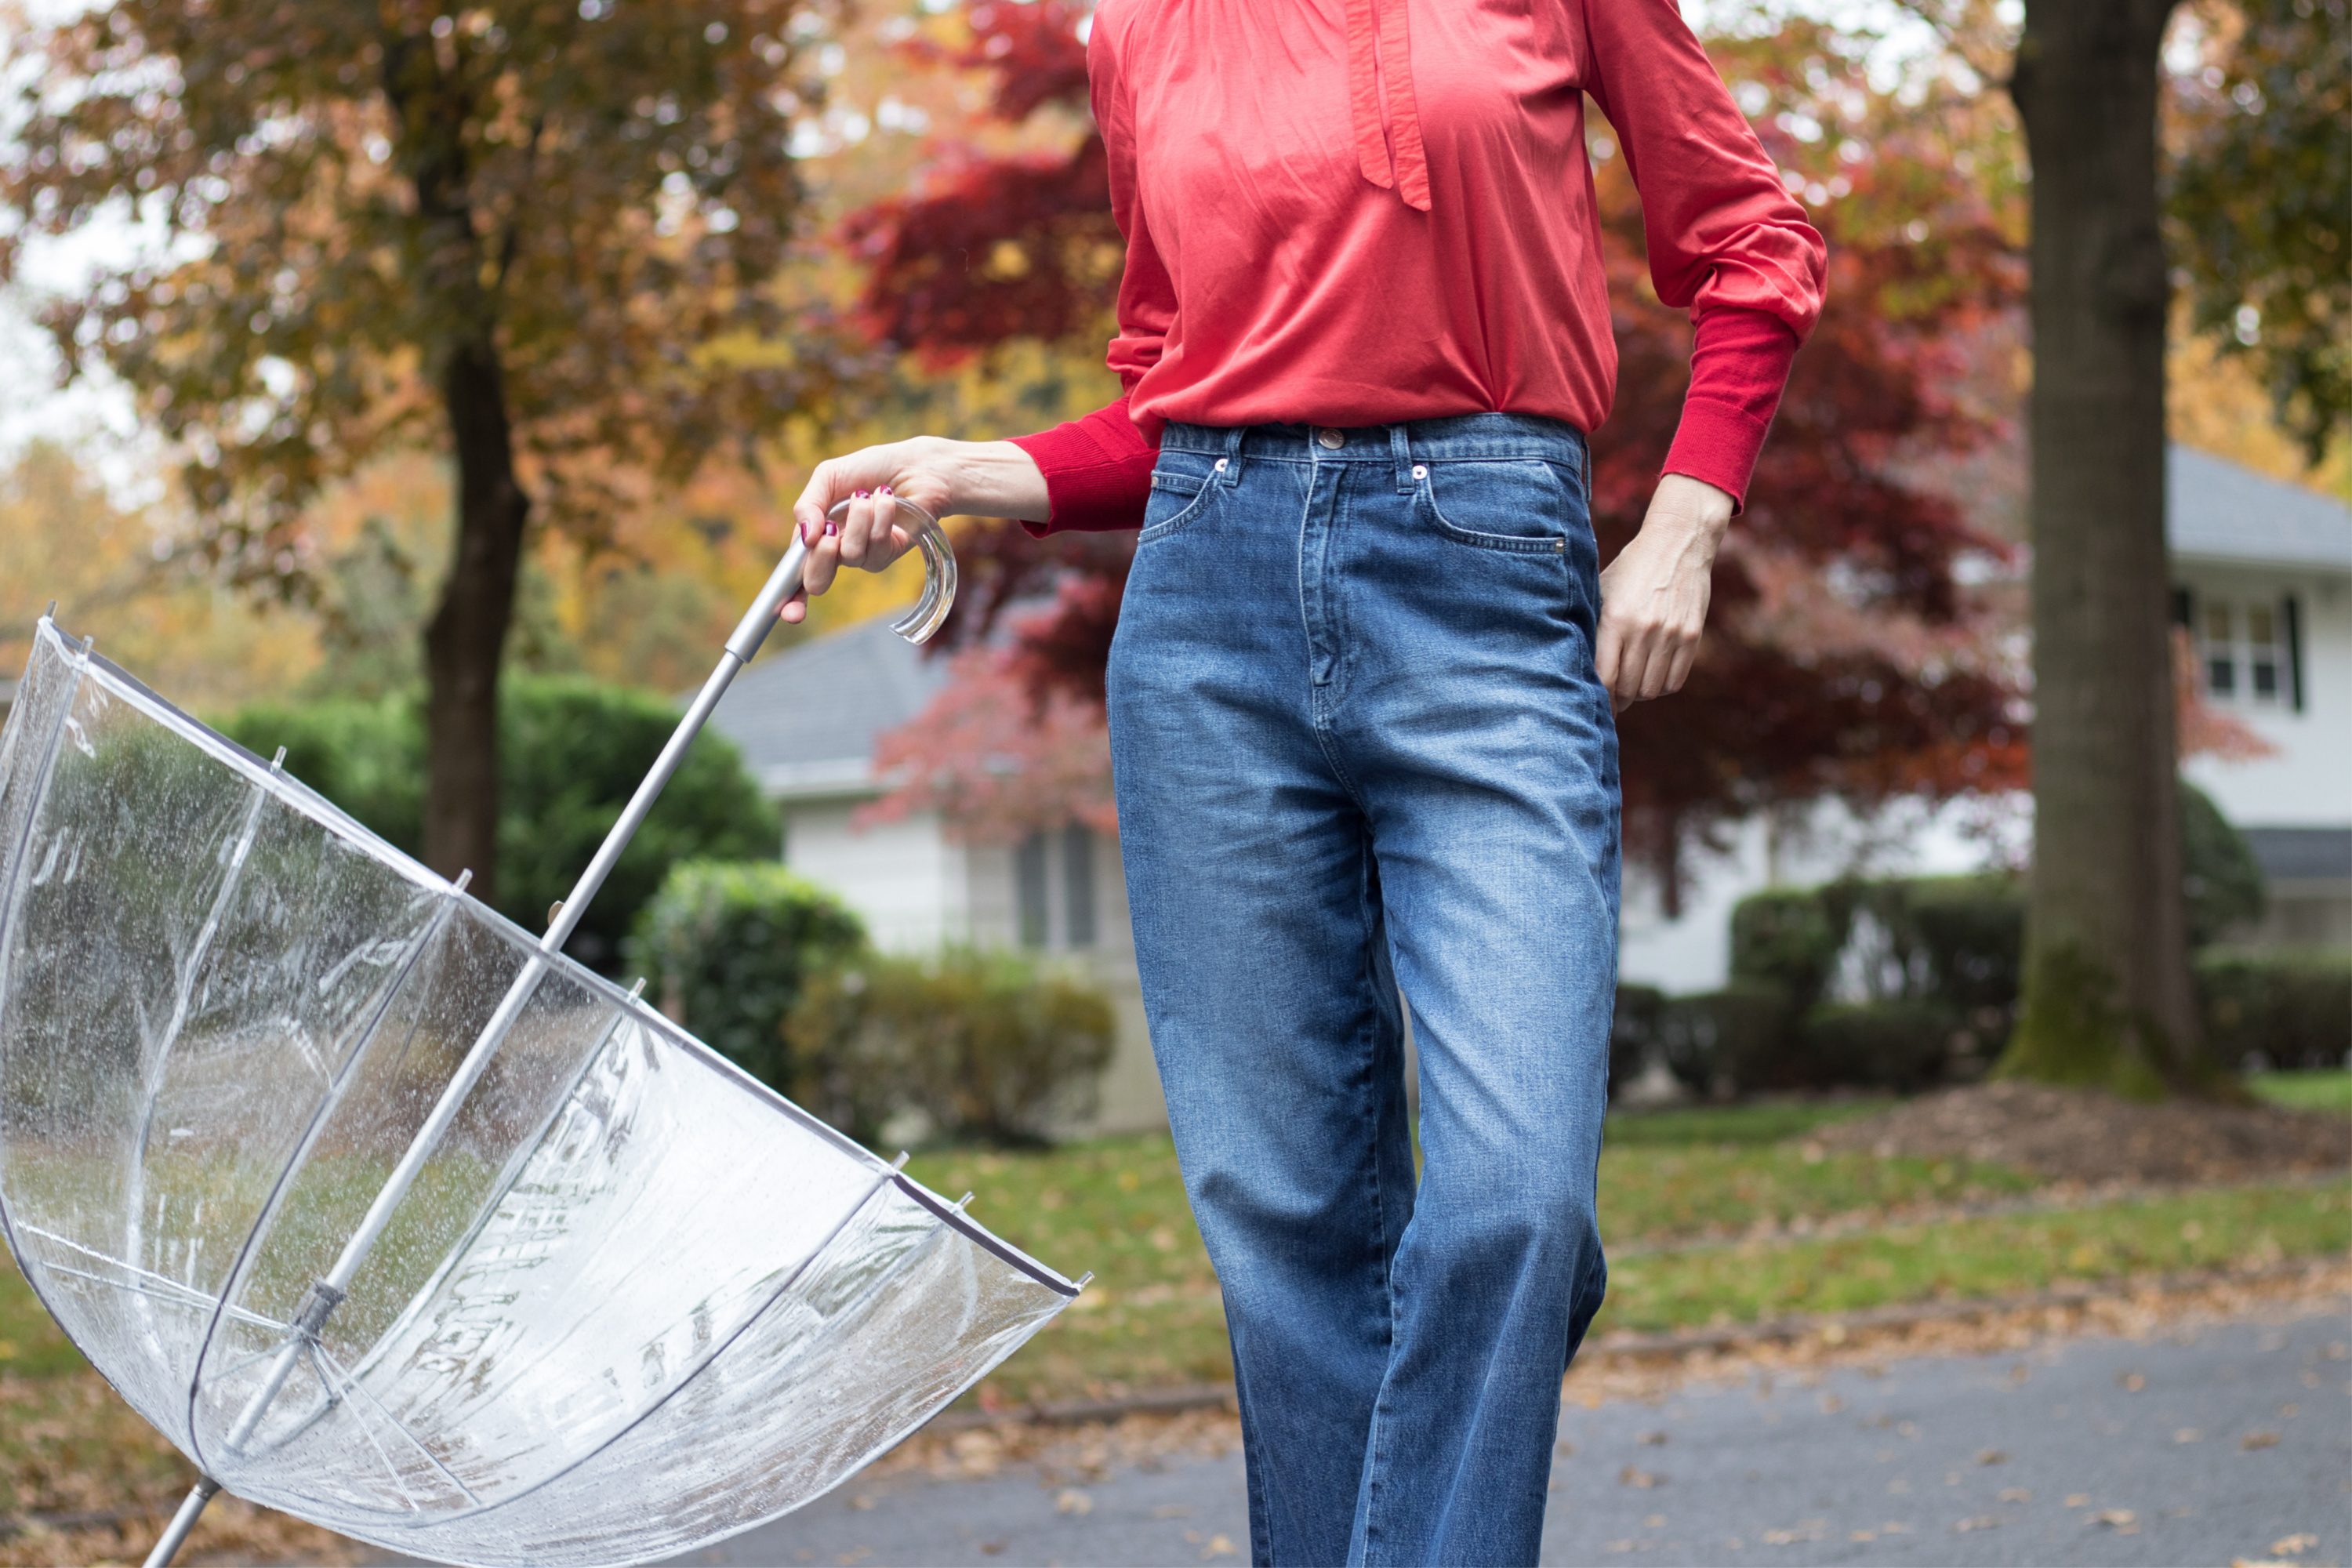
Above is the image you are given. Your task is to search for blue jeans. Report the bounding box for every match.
[1106,416,1621,1567]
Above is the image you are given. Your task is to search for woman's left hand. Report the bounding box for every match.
[1595,473,1736,713]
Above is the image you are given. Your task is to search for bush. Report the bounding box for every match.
[2196,949,2352,1073]
[220,676,776,968]
[1794,1000,1961,1093]
[1610,984,1666,1098]
[1657,982,1795,1095]
[1729,891,1846,1015]
[2180,782,2267,946]
[788,949,1116,1146]
[629,861,866,1089]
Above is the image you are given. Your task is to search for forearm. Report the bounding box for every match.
[934,437,1052,523]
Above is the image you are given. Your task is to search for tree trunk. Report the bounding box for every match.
[422,337,530,903]
[2001,0,2207,1094]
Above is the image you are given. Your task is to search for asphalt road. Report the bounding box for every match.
[615,1307,2349,1568]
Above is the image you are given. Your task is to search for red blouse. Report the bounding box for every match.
[1008,0,1828,532]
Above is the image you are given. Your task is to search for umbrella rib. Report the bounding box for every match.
[309,1338,427,1513]
[340,994,648,1385]
[310,1341,485,1508]
[18,1227,296,1334]
[182,885,464,1480]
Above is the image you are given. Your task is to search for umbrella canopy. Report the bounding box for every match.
[0,617,1076,1566]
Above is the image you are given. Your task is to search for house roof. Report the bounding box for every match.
[2242,826,2352,886]
[704,615,950,798]
[2169,446,2352,572]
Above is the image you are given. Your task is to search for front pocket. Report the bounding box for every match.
[1416,460,1574,555]
[1139,466,1215,543]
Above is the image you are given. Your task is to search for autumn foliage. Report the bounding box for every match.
[847,3,2032,899]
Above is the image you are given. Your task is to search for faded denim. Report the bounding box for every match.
[1106,416,1621,1567]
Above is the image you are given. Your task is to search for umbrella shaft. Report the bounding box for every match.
[216,537,808,1457]
[142,1476,220,1568]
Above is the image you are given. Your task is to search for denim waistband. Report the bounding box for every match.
[1160,412,1587,469]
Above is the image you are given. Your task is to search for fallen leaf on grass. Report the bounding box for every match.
[2242,1431,2282,1450]
[2093,1510,2138,1530]
[2065,1494,2092,1508]
[1976,1448,2007,1465]
[1055,1489,1093,1515]
[1202,1532,1236,1559]
[1619,1466,1663,1488]
[2269,1535,2320,1556]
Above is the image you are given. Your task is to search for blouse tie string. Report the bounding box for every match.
[1345,0,1432,212]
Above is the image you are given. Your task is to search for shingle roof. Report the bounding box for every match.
[704,615,950,798]
[2169,446,2352,572]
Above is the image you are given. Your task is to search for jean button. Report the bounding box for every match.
[1315,428,1345,449]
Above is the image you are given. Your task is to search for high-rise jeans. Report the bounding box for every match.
[1106,415,1621,1567]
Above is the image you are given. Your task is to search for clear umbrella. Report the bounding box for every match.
[0,506,1083,1568]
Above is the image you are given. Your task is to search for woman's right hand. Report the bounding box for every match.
[782,436,1051,623]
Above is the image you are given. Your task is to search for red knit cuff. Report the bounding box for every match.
[1664,307,1801,510]
[1663,397,1775,510]
[1006,395,1163,535]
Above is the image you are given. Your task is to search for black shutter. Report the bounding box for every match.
[2283,594,2305,713]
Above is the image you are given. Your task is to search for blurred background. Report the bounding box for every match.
[0,0,2343,1560]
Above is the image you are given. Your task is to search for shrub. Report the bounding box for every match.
[2180,782,2267,946]
[629,860,866,1089]
[1610,984,1666,1098]
[1729,890,1846,1014]
[2196,949,2352,1073]
[788,949,1116,1146]
[220,676,775,968]
[1794,1000,1961,1093]
[1658,982,1795,1094]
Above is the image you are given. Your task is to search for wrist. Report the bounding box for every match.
[1647,473,1736,546]
[937,437,1051,523]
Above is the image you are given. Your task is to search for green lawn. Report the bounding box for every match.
[2251,1069,2352,1116]
[913,1105,2343,1404]
[7,1095,2345,1427]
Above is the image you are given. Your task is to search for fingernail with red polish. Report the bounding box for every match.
[877,484,893,496]
[851,489,869,499]
[825,521,839,537]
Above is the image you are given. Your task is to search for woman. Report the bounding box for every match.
[786,1,1824,1561]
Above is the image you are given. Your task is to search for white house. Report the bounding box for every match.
[2170,446,2352,948]
[704,618,1167,1133]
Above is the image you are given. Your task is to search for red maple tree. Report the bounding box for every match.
[844,4,2030,906]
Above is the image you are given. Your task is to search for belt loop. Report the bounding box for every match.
[1218,425,1247,488]
[1390,423,1415,493]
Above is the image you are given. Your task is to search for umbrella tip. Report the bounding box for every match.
[890,1151,911,1172]
[953,1191,975,1212]
[44,599,56,619]
[270,746,288,773]
[452,868,474,894]
[628,976,648,999]
[1075,1272,1095,1290]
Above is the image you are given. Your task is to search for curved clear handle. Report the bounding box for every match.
[827,495,959,645]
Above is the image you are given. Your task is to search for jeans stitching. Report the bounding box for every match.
[1356,833,1401,1566]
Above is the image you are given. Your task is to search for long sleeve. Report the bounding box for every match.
[1005,16,1171,535]
[1580,0,1826,504]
